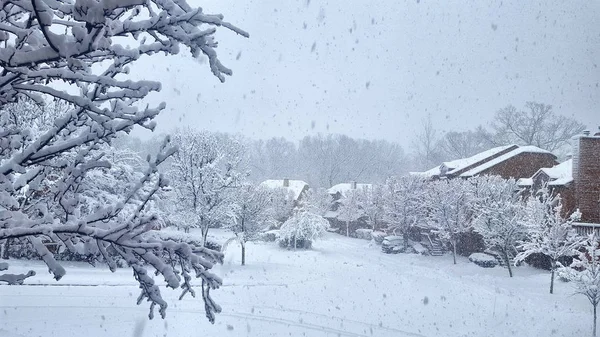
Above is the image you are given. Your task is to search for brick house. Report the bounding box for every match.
[518,130,600,235]
[411,144,558,180]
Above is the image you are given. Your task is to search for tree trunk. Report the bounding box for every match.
[294,236,297,250]
[594,304,597,337]
[202,227,209,247]
[2,239,10,259]
[452,239,457,265]
[241,241,246,266]
[504,251,513,277]
[550,260,556,294]
[346,221,350,237]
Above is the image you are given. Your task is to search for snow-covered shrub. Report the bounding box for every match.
[371,231,387,244]
[469,253,499,268]
[355,229,373,240]
[412,243,429,255]
[278,211,328,249]
[260,230,280,242]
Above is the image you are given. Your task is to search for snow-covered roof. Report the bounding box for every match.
[444,145,515,175]
[259,179,308,200]
[460,146,554,178]
[538,159,573,186]
[327,183,372,196]
[409,166,441,178]
[517,178,533,187]
[410,145,515,178]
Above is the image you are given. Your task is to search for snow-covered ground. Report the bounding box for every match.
[0,230,590,337]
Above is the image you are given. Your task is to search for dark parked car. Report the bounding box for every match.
[381,236,405,254]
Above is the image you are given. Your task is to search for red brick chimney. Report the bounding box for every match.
[573,133,600,223]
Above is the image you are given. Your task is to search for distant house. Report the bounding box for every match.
[410,144,558,180]
[519,129,600,235]
[259,178,309,205]
[324,181,372,236]
[327,181,372,203]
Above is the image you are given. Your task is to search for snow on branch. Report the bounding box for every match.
[0,0,246,322]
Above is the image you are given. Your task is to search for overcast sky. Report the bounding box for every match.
[132,0,599,147]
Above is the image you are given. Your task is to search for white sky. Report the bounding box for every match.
[132,0,600,146]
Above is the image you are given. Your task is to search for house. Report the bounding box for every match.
[259,178,309,205]
[324,181,372,236]
[410,144,558,180]
[520,129,600,235]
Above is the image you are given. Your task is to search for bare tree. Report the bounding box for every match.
[487,102,586,152]
[438,130,492,160]
[412,114,443,170]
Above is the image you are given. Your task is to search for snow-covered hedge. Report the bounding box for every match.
[412,243,429,255]
[469,253,498,268]
[355,229,373,240]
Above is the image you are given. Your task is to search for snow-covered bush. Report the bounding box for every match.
[412,242,429,255]
[371,231,387,244]
[469,253,499,268]
[355,228,373,240]
[0,0,247,321]
[278,211,328,249]
[260,230,280,242]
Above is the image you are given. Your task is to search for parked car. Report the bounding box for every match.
[381,236,405,254]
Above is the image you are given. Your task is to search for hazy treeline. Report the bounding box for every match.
[120,101,586,188]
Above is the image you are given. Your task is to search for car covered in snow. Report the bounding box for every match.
[381,236,405,254]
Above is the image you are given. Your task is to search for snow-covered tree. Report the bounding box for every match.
[515,188,584,293]
[268,187,296,226]
[300,187,332,217]
[0,0,247,322]
[227,184,273,265]
[356,184,386,231]
[279,211,329,249]
[167,129,246,243]
[472,177,525,277]
[382,176,427,246]
[426,179,475,264]
[561,233,600,337]
[337,189,364,237]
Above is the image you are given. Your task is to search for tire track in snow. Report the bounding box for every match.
[221,303,426,337]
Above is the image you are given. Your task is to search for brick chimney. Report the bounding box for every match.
[283,178,290,187]
[572,133,600,223]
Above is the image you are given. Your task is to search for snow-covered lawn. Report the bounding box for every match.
[0,231,590,337]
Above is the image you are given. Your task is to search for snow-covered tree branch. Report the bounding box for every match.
[0,0,247,322]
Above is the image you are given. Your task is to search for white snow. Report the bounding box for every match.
[460,145,554,178]
[545,159,574,186]
[0,229,590,337]
[260,179,308,201]
[410,145,515,178]
[444,145,515,175]
[327,183,372,196]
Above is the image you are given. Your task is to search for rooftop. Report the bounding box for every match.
[259,179,308,200]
